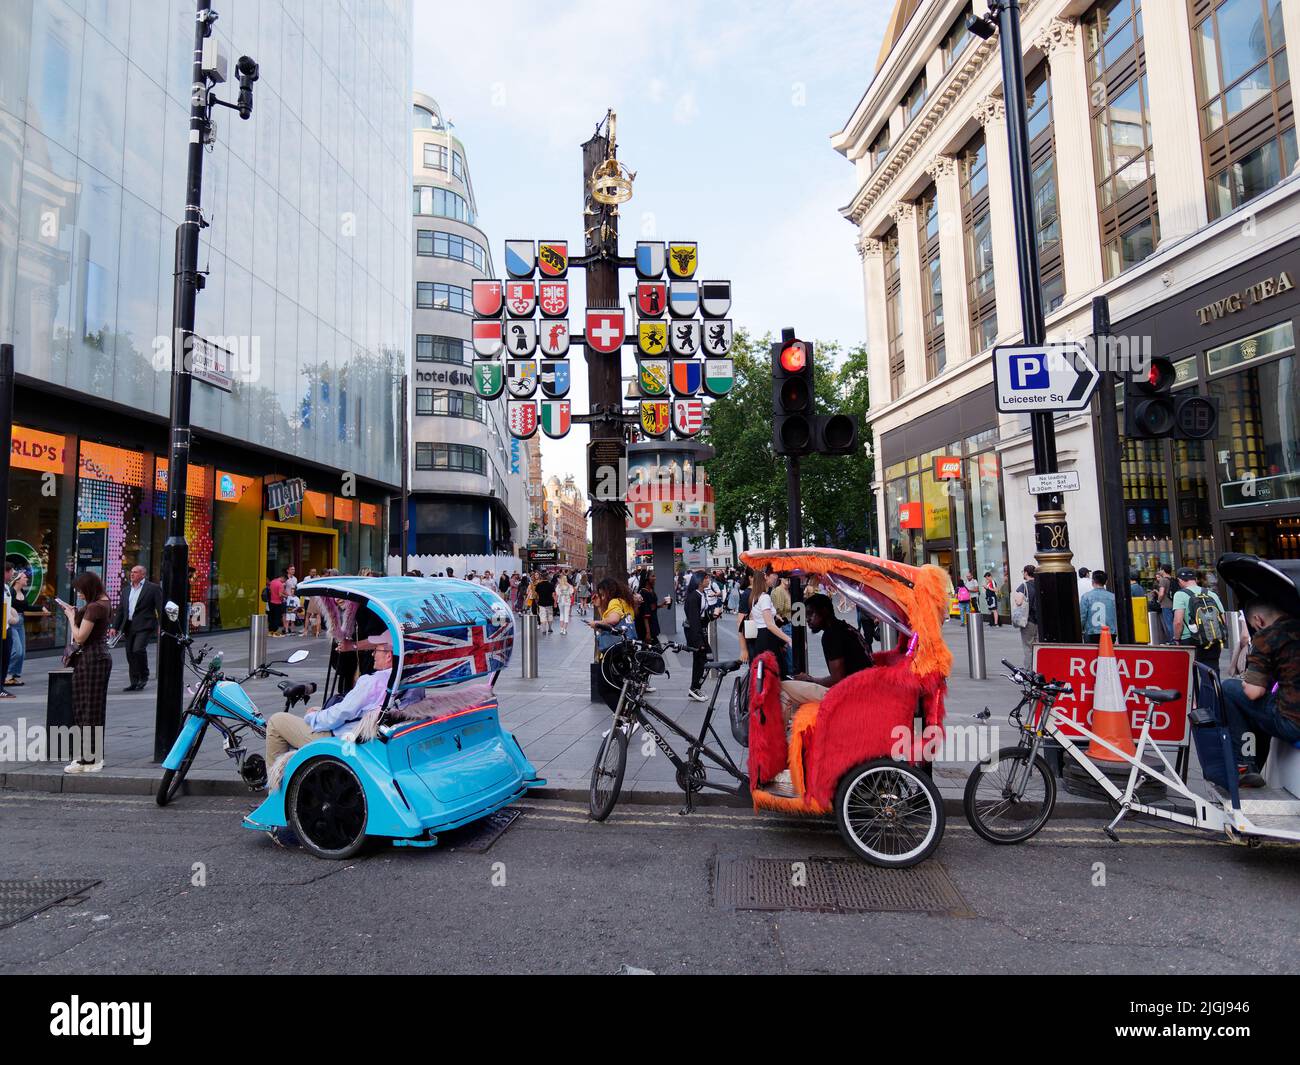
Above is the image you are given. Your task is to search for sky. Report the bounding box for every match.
[411,0,890,496]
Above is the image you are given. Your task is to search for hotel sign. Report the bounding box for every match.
[1196,270,1294,326]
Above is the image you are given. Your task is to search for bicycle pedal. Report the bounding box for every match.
[1103,826,1119,842]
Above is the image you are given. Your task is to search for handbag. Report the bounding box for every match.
[62,642,81,668]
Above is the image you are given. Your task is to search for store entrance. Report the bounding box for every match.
[263,522,338,594]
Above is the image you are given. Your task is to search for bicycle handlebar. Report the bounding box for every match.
[1000,658,1072,696]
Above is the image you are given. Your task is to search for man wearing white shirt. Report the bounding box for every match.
[111,566,162,691]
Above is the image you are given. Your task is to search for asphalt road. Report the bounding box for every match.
[1,790,1298,974]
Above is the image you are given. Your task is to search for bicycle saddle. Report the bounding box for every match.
[707,659,743,674]
[1133,687,1181,703]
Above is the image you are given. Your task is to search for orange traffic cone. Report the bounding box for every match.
[1086,627,1136,763]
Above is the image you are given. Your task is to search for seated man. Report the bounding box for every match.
[265,631,395,766]
[1220,599,1300,788]
[779,593,873,725]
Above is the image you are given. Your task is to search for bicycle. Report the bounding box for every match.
[589,634,746,821]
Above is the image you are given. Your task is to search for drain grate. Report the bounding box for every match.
[0,879,102,930]
[712,857,971,916]
[442,808,522,853]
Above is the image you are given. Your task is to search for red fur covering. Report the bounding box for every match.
[747,652,787,787]
[799,658,947,808]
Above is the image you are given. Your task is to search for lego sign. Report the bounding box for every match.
[898,502,922,529]
[933,456,962,480]
[1032,643,1195,745]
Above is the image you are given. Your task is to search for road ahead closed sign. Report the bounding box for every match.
[994,343,1099,414]
[1032,643,1195,745]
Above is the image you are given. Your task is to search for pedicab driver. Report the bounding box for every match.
[265,631,395,764]
[779,593,873,724]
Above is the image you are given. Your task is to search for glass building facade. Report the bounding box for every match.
[0,0,412,641]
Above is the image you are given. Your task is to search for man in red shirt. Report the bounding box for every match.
[268,571,286,636]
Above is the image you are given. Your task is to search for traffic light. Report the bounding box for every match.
[1123,356,1219,440]
[772,333,814,455]
[813,412,859,455]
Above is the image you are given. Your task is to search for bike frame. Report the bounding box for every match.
[1014,691,1228,835]
[614,662,746,812]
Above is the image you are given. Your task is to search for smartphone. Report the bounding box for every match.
[54,597,72,610]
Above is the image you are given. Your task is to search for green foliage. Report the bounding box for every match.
[703,331,876,552]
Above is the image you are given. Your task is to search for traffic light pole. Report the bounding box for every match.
[989,0,1080,642]
[1092,296,1135,644]
[786,454,806,675]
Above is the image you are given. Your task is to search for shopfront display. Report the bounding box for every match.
[8,425,76,650]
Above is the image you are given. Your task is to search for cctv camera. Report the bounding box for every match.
[236,55,259,81]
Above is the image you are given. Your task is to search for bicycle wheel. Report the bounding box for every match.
[963,745,1057,844]
[588,725,628,822]
[156,721,207,807]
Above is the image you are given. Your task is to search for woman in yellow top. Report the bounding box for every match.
[586,577,635,642]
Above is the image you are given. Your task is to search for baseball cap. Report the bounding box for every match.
[1176,567,1198,582]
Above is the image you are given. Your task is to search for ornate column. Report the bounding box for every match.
[1140,0,1207,241]
[1035,17,1103,299]
[890,200,926,391]
[973,94,1022,347]
[857,235,891,414]
[925,154,971,367]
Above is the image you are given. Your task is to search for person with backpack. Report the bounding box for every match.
[1012,565,1038,669]
[1155,563,1175,642]
[1171,566,1225,676]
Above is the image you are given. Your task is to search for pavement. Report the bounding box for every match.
[0,607,1208,816]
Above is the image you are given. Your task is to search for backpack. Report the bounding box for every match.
[1189,591,1226,649]
[261,585,270,603]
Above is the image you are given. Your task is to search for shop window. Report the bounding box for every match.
[1027,63,1065,312]
[1210,344,1300,508]
[9,426,76,650]
[1206,319,1293,374]
[1121,435,1173,580]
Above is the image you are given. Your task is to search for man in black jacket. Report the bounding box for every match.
[111,565,163,691]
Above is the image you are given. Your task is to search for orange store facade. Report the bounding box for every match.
[8,398,391,652]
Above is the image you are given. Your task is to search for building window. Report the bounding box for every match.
[869,125,892,173]
[412,185,475,225]
[416,387,487,422]
[414,104,441,130]
[415,282,472,313]
[416,334,471,364]
[415,230,487,270]
[1085,0,1159,279]
[883,227,905,401]
[423,142,447,170]
[943,3,974,69]
[902,71,928,124]
[1193,0,1294,219]
[1027,63,1065,313]
[917,185,945,379]
[415,442,487,474]
[962,132,998,353]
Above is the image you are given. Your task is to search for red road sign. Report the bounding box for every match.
[1032,643,1195,745]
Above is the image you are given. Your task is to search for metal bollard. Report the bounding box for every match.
[249,613,268,671]
[967,611,987,680]
[878,619,897,651]
[707,617,719,657]
[1147,607,1165,646]
[520,612,539,679]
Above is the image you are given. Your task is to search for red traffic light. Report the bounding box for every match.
[1138,356,1176,393]
[780,342,808,373]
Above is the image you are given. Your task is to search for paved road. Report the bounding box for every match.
[1,789,1297,974]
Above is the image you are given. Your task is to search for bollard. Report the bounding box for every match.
[967,611,987,680]
[878,619,897,651]
[249,613,268,671]
[1147,607,1165,646]
[520,612,539,679]
[46,668,75,762]
[707,617,719,657]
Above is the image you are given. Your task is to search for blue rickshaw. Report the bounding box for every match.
[240,576,545,859]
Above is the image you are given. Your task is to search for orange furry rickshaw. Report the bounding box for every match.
[740,548,953,867]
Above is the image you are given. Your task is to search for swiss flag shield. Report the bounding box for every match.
[584,309,625,354]
[634,501,654,529]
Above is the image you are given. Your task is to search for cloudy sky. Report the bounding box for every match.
[412,0,889,491]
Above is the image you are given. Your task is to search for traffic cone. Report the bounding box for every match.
[1085,626,1136,763]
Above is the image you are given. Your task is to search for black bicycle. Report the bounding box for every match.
[589,634,747,820]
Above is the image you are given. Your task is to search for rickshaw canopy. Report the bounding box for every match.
[299,576,514,696]
[739,547,953,679]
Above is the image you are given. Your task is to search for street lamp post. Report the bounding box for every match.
[971,0,1081,642]
[154,0,258,760]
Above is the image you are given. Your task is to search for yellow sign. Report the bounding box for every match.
[667,243,698,279]
[638,321,667,356]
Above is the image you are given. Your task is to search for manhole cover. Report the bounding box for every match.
[712,857,971,916]
[442,809,522,853]
[0,879,102,930]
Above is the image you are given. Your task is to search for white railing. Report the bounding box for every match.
[386,553,523,578]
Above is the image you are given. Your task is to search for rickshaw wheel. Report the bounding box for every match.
[834,758,944,868]
[589,727,628,821]
[287,757,369,860]
[156,721,207,807]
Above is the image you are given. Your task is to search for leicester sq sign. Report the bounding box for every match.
[471,239,735,441]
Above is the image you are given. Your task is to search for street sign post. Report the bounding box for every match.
[1027,471,1080,495]
[993,342,1099,414]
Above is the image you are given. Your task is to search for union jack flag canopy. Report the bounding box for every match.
[401,619,514,688]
